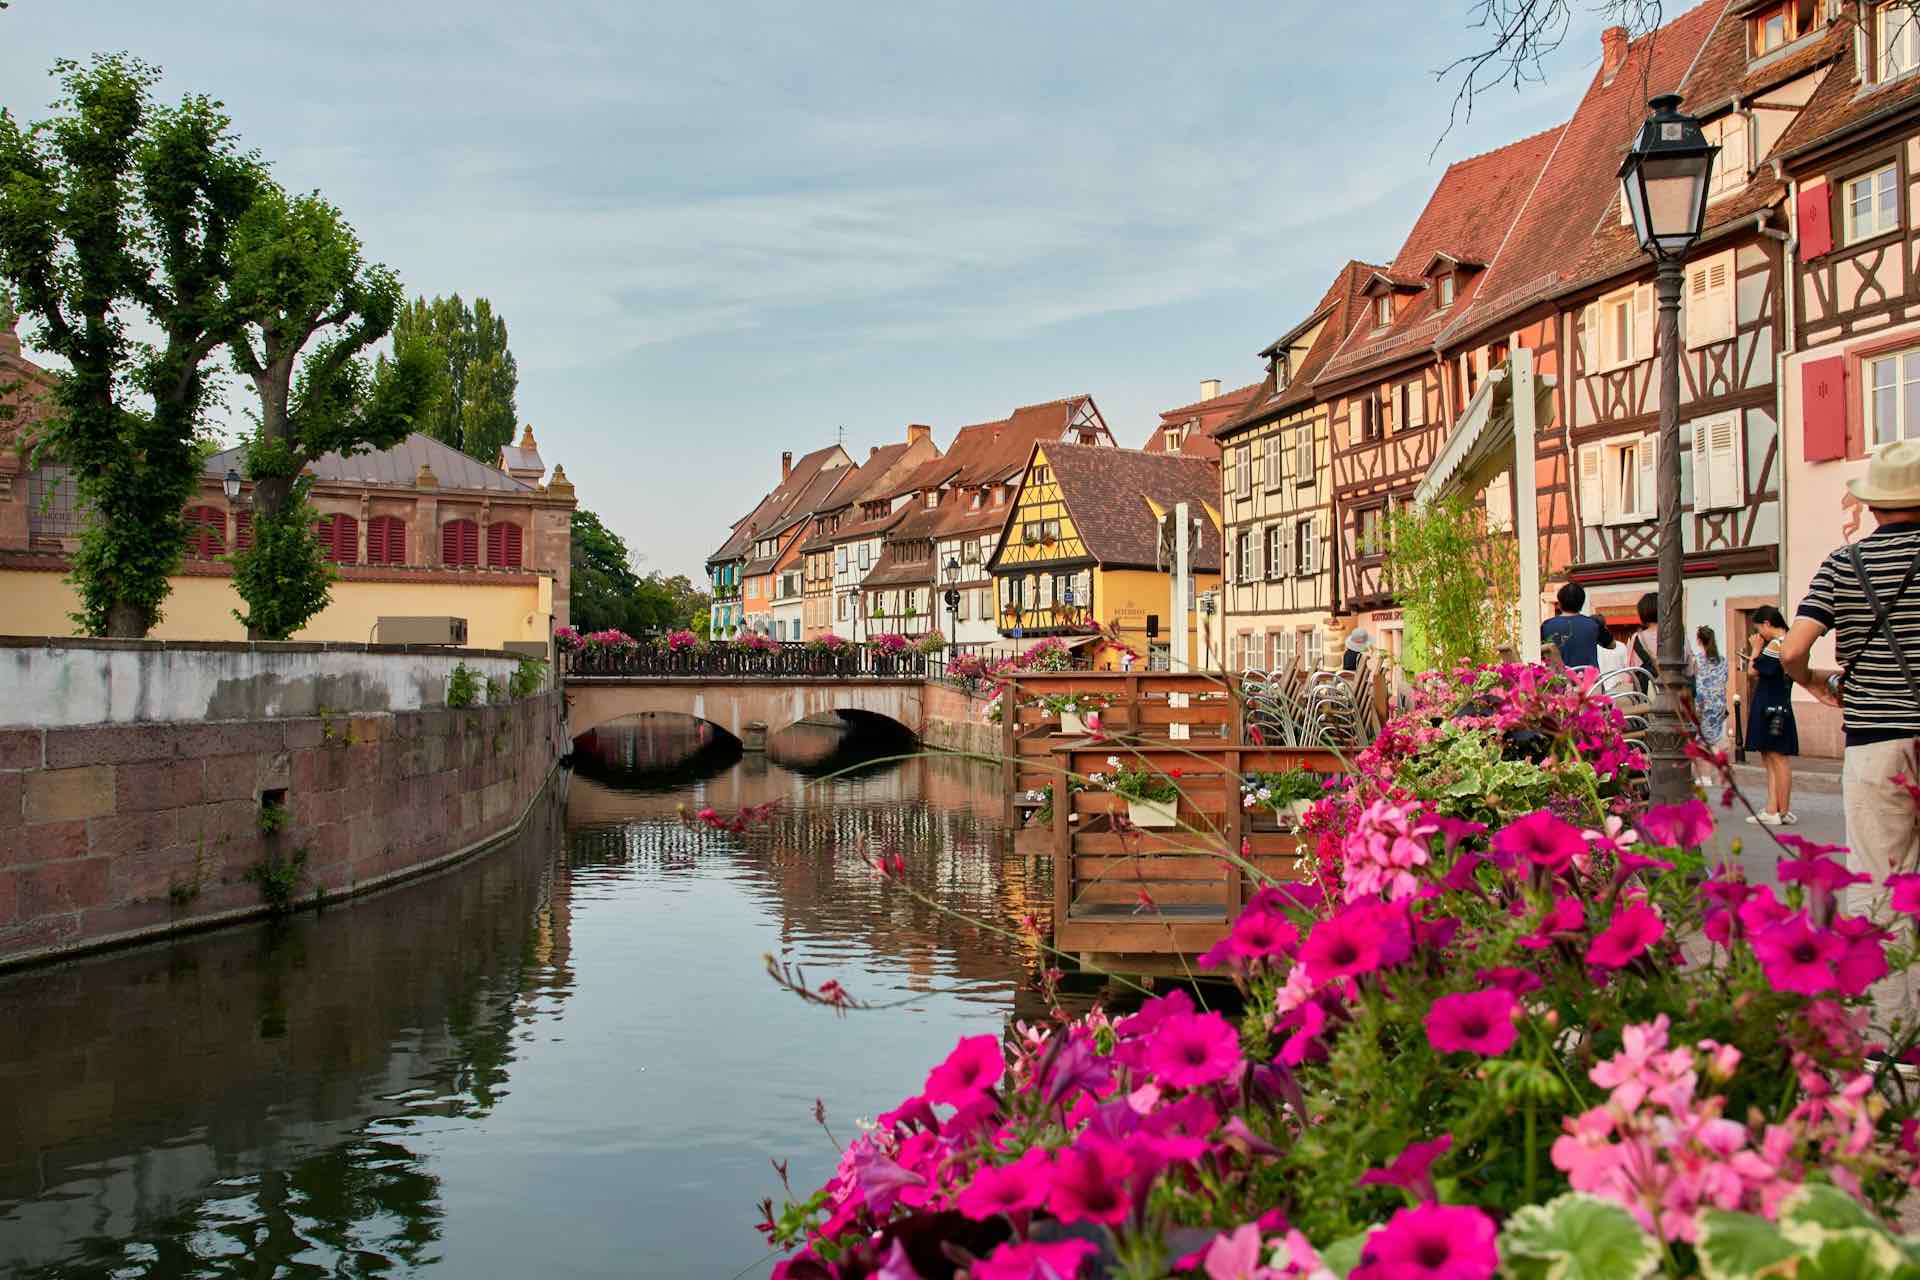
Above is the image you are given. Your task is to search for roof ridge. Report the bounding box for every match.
[1440,118,1571,172]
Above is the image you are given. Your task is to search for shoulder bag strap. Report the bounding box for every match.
[1846,541,1920,702]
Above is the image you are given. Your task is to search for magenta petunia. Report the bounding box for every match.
[1046,1138,1135,1225]
[1586,902,1665,970]
[1492,808,1587,873]
[954,1147,1051,1221]
[923,1034,1005,1107]
[1638,799,1714,849]
[1779,856,1871,898]
[1833,916,1891,997]
[1358,1134,1453,1199]
[973,1237,1098,1280]
[1352,1201,1499,1280]
[1229,907,1299,961]
[1474,966,1543,996]
[1517,895,1586,950]
[1435,816,1488,854]
[1889,873,1920,915]
[1425,989,1519,1056]
[1299,906,1391,982]
[1751,912,1845,995]
[1147,1010,1244,1090]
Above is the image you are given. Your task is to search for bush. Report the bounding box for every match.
[1386,495,1520,672]
[229,479,334,640]
[447,662,481,708]
[509,656,546,699]
[915,632,947,656]
[761,662,1920,1278]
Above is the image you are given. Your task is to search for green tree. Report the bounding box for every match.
[222,184,439,638]
[0,56,263,635]
[570,508,678,635]
[647,571,711,629]
[390,293,518,462]
[1384,495,1520,673]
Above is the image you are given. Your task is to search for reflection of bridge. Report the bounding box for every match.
[564,675,928,743]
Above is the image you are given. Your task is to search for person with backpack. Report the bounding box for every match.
[1742,606,1799,825]
[1782,441,1920,923]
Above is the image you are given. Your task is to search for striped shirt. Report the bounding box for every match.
[1797,523,1920,746]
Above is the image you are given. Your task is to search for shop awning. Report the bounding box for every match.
[1413,359,1558,507]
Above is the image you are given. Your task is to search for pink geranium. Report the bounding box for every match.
[955,1147,1051,1220]
[1587,902,1665,970]
[1047,1138,1134,1225]
[1352,1202,1498,1280]
[974,1238,1098,1280]
[924,1034,1005,1106]
[1492,808,1587,874]
[1147,1011,1244,1090]
[1425,989,1519,1056]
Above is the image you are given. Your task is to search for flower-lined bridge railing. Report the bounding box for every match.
[560,642,930,681]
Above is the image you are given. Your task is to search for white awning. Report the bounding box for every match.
[1414,356,1559,506]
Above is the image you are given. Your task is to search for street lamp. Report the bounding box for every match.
[222,467,244,503]
[943,555,961,653]
[1619,93,1716,803]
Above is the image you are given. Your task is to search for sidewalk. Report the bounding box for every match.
[1728,755,1842,796]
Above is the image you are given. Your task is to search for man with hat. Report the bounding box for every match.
[1782,441,1920,926]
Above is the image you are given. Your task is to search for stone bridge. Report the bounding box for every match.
[564,676,930,745]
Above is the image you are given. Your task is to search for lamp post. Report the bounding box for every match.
[943,555,961,654]
[1619,93,1716,804]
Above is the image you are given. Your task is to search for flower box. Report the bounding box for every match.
[1057,709,1087,737]
[1127,796,1178,829]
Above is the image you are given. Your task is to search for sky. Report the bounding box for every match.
[0,2,1622,580]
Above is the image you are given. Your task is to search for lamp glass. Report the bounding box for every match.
[222,468,242,501]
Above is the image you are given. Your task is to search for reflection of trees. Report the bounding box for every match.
[0,785,574,1277]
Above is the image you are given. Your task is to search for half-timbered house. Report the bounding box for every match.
[1212,262,1375,672]
[1143,380,1259,461]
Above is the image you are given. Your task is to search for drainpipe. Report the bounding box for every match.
[1759,200,1797,615]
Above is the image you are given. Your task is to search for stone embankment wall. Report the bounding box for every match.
[0,639,567,967]
[920,680,998,758]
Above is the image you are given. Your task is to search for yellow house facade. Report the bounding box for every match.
[989,443,1223,669]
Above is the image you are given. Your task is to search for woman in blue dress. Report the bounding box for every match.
[1692,625,1729,784]
[1742,606,1798,826]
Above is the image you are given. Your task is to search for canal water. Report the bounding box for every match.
[0,719,1068,1278]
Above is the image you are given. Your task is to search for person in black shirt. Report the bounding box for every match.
[1782,442,1920,931]
[1539,582,1611,670]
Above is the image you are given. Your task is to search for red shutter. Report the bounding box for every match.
[325,514,359,564]
[233,510,252,552]
[1802,356,1847,461]
[487,521,523,568]
[368,515,406,565]
[442,519,479,567]
[1798,180,1833,261]
[184,506,225,559]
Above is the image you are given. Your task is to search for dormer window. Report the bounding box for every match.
[1879,2,1920,81]
[1271,351,1291,390]
[1751,1,1826,60]
[1375,295,1393,327]
[1437,275,1455,309]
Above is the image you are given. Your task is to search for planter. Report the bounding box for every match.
[1057,709,1088,736]
[1126,797,1178,830]
[1288,799,1314,824]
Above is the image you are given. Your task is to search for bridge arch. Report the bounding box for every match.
[565,677,926,744]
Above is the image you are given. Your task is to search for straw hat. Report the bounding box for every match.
[1848,441,1920,508]
[1345,629,1372,651]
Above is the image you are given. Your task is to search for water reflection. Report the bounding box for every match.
[1,719,1075,1277]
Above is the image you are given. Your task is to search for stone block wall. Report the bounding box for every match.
[920,679,999,757]
[0,691,566,967]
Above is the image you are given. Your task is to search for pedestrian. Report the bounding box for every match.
[1540,582,1613,669]
[1692,624,1729,782]
[1342,628,1371,674]
[1742,606,1799,825]
[1625,590,1694,710]
[1782,441,1920,923]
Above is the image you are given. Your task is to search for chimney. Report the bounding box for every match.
[781,450,793,482]
[1601,26,1629,83]
[1199,379,1222,401]
[906,423,932,447]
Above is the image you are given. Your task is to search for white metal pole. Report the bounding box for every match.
[1513,346,1542,654]
[1172,501,1191,672]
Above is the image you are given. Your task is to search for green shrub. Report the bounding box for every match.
[509,656,547,699]
[245,846,308,915]
[447,662,481,708]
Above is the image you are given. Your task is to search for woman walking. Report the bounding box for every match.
[1743,606,1799,825]
[1692,625,1729,782]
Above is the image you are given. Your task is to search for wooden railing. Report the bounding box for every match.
[562,642,929,680]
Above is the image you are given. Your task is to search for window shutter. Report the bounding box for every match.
[1632,284,1654,363]
[1802,356,1847,460]
[1578,444,1604,526]
[1798,179,1833,261]
[487,522,523,568]
[1719,116,1748,189]
[1689,417,1712,510]
[1406,380,1425,428]
[1075,569,1091,606]
[1708,414,1744,511]
[1250,530,1264,580]
[443,519,478,566]
[1686,252,1734,348]
[1580,303,1598,373]
[1038,573,1053,607]
[233,510,251,552]
[1637,434,1658,520]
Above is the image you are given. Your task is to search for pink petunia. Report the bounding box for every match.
[1639,799,1714,849]
[1751,913,1845,996]
[1357,1134,1452,1200]
[1832,916,1890,997]
[973,1238,1099,1280]
[1147,1011,1244,1090]
[1587,902,1665,970]
[955,1147,1051,1221]
[1517,895,1586,949]
[1201,1223,1278,1280]
[1474,966,1544,996]
[924,1034,1005,1106]
[1298,907,1391,982]
[1426,989,1519,1056]
[1889,873,1920,915]
[1492,808,1587,874]
[1230,908,1300,961]
[1352,1201,1499,1280]
[1046,1138,1135,1225]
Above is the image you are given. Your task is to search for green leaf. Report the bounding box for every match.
[1791,1228,1912,1280]
[1314,1228,1375,1279]
[1696,1210,1799,1280]
[1498,1193,1661,1280]
[1781,1183,1884,1236]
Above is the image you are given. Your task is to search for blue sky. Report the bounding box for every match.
[1,2,1617,579]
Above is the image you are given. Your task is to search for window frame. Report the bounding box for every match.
[1864,344,1920,449]
[1879,1,1920,82]
[1841,159,1901,247]
[1235,530,1253,585]
[1375,294,1392,327]
[1265,523,1285,580]
[1437,274,1455,309]
[1354,505,1387,560]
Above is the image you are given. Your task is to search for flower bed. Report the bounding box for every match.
[762,662,1920,1279]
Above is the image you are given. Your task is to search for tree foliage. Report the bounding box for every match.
[0,55,263,635]
[569,508,689,635]
[1385,494,1520,672]
[223,183,438,638]
[390,293,518,462]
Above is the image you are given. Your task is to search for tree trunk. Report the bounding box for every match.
[244,357,297,642]
[105,600,148,638]
[246,472,296,641]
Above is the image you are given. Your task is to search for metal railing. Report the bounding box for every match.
[562,641,930,680]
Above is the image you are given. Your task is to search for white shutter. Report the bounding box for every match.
[1299,518,1315,575]
[1718,116,1748,191]
[1690,417,1711,510]
[1632,284,1655,363]
[1578,444,1604,526]
[1296,430,1314,482]
[1637,434,1658,521]
[1580,303,1598,373]
[1279,526,1293,577]
[1407,379,1426,428]
[1251,529,1265,580]
[1075,569,1092,605]
[1686,252,1734,348]
[1706,414,1743,511]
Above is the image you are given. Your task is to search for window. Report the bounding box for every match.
[1263,439,1282,489]
[317,513,359,565]
[1235,530,1253,584]
[1690,412,1747,510]
[1880,2,1920,80]
[1755,5,1788,53]
[1843,163,1899,245]
[1865,347,1920,447]
[1295,429,1314,484]
[858,543,871,570]
[1358,395,1379,443]
[970,490,982,509]
[993,487,1007,506]
[365,515,406,565]
[442,518,478,566]
[1484,473,1513,533]
[1375,295,1393,327]
[1294,518,1315,575]
[487,521,524,568]
[1266,524,1285,579]
[1356,507,1386,558]
[924,490,939,509]
[184,505,226,559]
[962,539,979,563]
[1235,446,1252,497]
[1437,274,1455,309]
[27,464,83,541]
[1703,115,1749,201]
[1577,435,1658,525]
[1685,250,1735,349]
[1586,283,1654,372]
[1395,379,1426,430]
[836,546,848,573]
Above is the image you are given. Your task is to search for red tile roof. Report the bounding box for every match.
[1145,382,1260,458]
[1026,444,1222,572]
[1219,260,1381,436]
[707,442,853,563]
[1774,28,1920,166]
[1319,123,1565,386]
